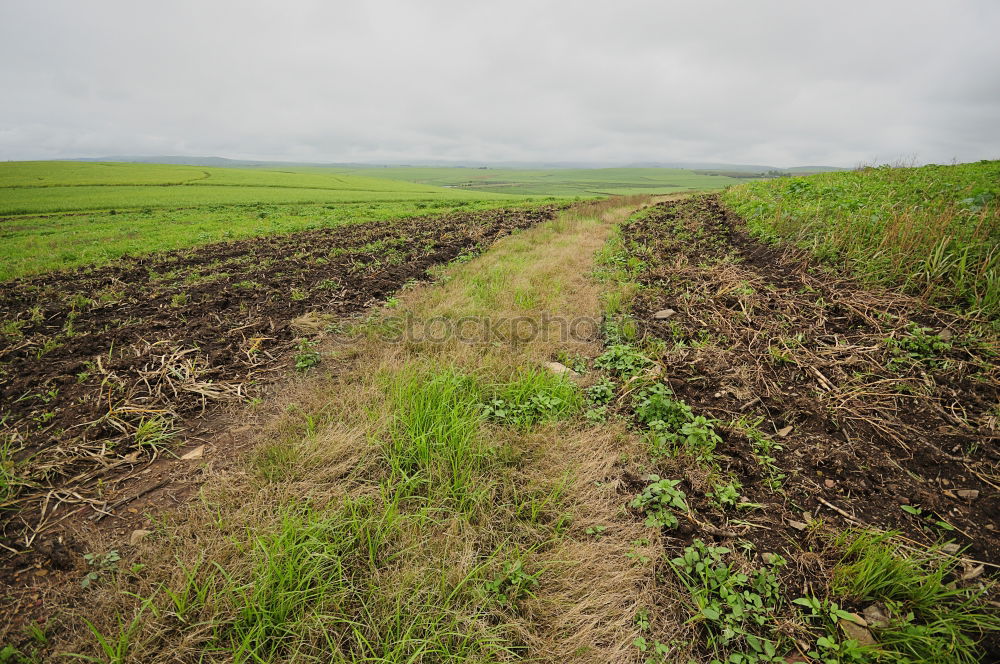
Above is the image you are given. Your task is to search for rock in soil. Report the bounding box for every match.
[544,361,579,376]
[129,529,153,546]
[839,617,877,646]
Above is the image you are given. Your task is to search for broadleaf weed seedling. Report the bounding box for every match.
[82,549,121,588]
[631,476,688,529]
[294,338,321,372]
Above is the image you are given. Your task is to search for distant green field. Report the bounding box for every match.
[722,160,1000,315]
[0,162,509,215]
[327,166,743,196]
[0,162,558,281]
[0,199,543,282]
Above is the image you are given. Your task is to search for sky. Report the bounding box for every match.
[1,1,998,168]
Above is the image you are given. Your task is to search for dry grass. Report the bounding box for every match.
[519,421,658,662]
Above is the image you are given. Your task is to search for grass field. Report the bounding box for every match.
[330,166,744,196]
[0,199,547,282]
[722,161,1000,316]
[0,162,555,281]
[0,161,511,215]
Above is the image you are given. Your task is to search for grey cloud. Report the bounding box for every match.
[1,0,997,167]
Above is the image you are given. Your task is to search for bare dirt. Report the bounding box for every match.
[624,195,999,557]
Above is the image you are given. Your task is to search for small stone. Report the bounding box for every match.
[962,564,985,581]
[788,520,808,531]
[987,524,996,531]
[761,552,778,564]
[824,479,835,489]
[897,496,910,505]
[957,489,980,500]
[863,604,888,628]
[839,618,877,647]
[653,309,677,320]
[938,328,953,341]
[941,478,951,487]
[713,391,723,398]
[776,425,793,438]
[544,361,579,377]
[941,543,961,555]
[180,445,205,460]
[130,529,153,545]
[33,568,49,577]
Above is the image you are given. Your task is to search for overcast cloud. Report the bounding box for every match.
[1,0,998,167]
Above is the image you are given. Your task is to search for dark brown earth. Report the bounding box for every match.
[611,194,999,657]
[622,195,998,559]
[0,205,555,574]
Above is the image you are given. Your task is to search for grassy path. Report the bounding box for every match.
[57,197,659,662]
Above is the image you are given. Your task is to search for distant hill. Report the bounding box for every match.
[63,155,849,173]
[65,155,338,168]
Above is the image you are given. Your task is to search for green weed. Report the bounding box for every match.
[0,438,27,504]
[481,368,582,430]
[630,476,688,529]
[382,367,487,506]
[789,530,1000,663]
[732,417,786,490]
[594,343,651,377]
[584,376,616,405]
[483,558,541,607]
[294,339,321,372]
[886,324,952,370]
[633,385,721,461]
[133,416,177,452]
[668,540,787,663]
[81,550,121,588]
[723,161,1000,315]
[708,480,742,510]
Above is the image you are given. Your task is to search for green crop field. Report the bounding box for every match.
[722,160,1000,316]
[0,199,548,282]
[0,161,512,216]
[327,166,744,196]
[0,161,548,281]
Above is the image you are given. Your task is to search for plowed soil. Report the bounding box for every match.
[619,195,999,561]
[0,205,556,553]
[610,194,1000,660]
